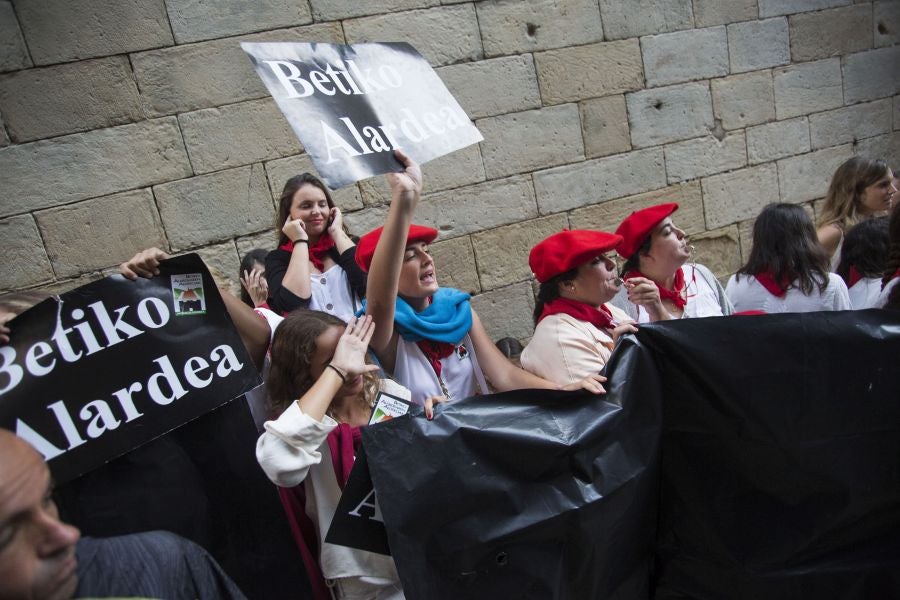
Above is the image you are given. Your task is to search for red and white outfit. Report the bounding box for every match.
[245,306,285,432]
[393,335,487,406]
[725,273,850,313]
[612,263,732,322]
[256,379,410,600]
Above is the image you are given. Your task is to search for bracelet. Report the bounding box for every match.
[326,363,346,382]
[292,238,309,245]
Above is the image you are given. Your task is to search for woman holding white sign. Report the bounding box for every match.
[360,150,607,406]
[266,174,367,319]
[257,311,427,600]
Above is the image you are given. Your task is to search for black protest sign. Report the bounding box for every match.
[324,443,391,556]
[0,254,261,485]
[241,42,483,189]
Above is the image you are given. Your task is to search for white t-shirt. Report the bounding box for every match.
[393,335,487,406]
[725,273,850,313]
[847,277,883,310]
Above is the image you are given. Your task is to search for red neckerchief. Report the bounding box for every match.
[539,296,615,330]
[847,265,864,288]
[416,340,455,378]
[279,232,336,272]
[755,270,791,298]
[326,423,361,489]
[624,269,687,309]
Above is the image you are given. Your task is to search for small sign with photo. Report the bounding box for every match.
[369,390,414,425]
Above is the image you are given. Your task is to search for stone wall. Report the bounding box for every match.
[1,0,898,340]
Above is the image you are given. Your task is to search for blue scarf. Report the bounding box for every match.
[358,287,472,344]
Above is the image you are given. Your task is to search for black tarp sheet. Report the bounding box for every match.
[362,309,900,599]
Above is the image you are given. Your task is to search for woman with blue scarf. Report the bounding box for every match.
[356,151,607,406]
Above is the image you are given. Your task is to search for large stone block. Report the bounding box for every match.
[477,104,584,179]
[580,95,632,159]
[759,0,851,18]
[431,235,480,294]
[642,27,728,87]
[358,143,485,205]
[773,58,843,119]
[13,0,173,65]
[414,175,539,238]
[179,99,302,174]
[854,132,899,168]
[664,132,747,183]
[0,214,53,290]
[569,181,705,235]
[693,0,757,27]
[690,225,741,278]
[470,281,535,343]
[236,230,277,260]
[533,147,667,214]
[875,1,900,48]
[777,144,854,203]
[626,82,714,148]
[789,4,872,61]
[727,18,790,74]
[599,0,693,40]
[843,47,900,105]
[35,189,167,278]
[0,57,143,143]
[0,1,31,72]
[343,4,481,67]
[437,54,541,120]
[895,96,900,130]
[746,116,811,164]
[0,118,191,218]
[476,0,603,57]
[0,117,8,147]
[809,99,893,150]
[534,39,643,104]
[711,70,776,130]
[131,23,343,116]
[264,154,364,212]
[472,214,568,289]
[702,163,780,229]
[194,241,242,297]
[167,0,312,44]
[310,0,439,20]
[154,164,274,251]
[343,205,389,237]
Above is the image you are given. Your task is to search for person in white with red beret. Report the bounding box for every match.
[519,229,637,386]
[611,203,733,322]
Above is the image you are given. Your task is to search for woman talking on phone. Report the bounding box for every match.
[266,174,367,319]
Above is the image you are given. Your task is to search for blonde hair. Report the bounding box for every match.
[817,157,891,231]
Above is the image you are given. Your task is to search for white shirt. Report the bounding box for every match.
[725,273,850,313]
[309,263,359,322]
[611,263,732,323]
[847,277,883,310]
[393,335,487,406]
[245,307,285,432]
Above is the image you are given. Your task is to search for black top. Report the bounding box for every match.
[265,244,367,315]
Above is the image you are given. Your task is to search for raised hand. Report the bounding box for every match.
[241,267,269,307]
[282,217,308,244]
[119,247,170,280]
[329,315,380,378]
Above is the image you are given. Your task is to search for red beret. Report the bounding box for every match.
[615,203,679,259]
[529,229,623,283]
[355,224,438,273]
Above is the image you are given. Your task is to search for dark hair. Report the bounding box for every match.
[818,156,891,230]
[835,217,889,284]
[621,236,653,276]
[239,248,269,307]
[883,202,900,290]
[275,173,338,246]
[266,310,378,416]
[533,267,579,325]
[736,203,830,295]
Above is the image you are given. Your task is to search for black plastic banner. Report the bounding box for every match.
[0,254,261,484]
[324,445,391,556]
[360,310,900,599]
[241,42,483,189]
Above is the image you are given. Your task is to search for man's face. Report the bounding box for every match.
[0,433,81,600]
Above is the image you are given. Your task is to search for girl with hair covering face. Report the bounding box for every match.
[611,203,733,321]
[359,151,607,407]
[726,203,850,313]
[266,173,367,319]
[835,217,890,309]
[816,157,896,270]
[256,310,414,600]
[519,230,637,386]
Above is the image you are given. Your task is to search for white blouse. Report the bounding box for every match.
[725,273,850,313]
